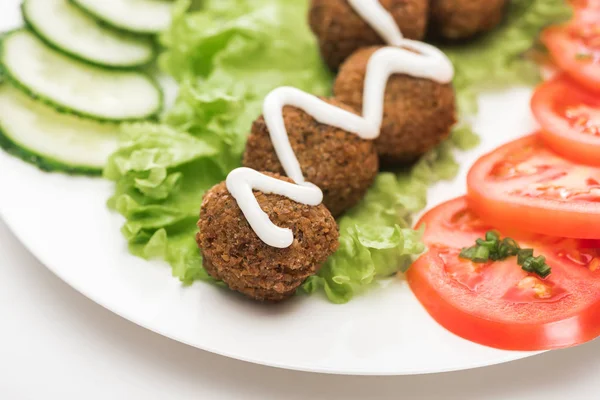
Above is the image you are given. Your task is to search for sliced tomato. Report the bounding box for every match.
[532,75,600,166]
[467,134,600,239]
[407,197,600,351]
[542,17,600,93]
[570,0,600,11]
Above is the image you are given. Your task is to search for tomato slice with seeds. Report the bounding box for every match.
[542,15,600,92]
[407,197,600,351]
[467,134,600,239]
[532,75,600,166]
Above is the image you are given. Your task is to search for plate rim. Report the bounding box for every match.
[0,167,541,376]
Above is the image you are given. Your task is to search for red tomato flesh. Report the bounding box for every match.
[571,0,600,12]
[467,134,600,239]
[532,75,600,166]
[542,18,600,93]
[407,197,600,351]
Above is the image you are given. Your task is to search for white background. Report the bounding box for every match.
[1,218,599,399]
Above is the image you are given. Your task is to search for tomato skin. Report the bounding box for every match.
[407,197,600,351]
[467,135,600,239]
[570,0,600,12]
[531,75,600,166]
[409,251,600,351]
[542,22,600,93]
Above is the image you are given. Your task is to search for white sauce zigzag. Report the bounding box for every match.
[226,168,323,248]
[348,0,404,46]
[225,1,454,248]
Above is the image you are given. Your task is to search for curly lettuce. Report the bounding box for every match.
[105,0,571,303]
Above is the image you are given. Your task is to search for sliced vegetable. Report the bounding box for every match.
[407,197,600,351]
[0,84,119,174]
[532,74,600,166]
[0,30,162,121]
[460,230,551,278]
[542,17,600,93]
[70,0,174,34]
[467,134,600,239]
[571,0,600,10]
[22,0,156,68]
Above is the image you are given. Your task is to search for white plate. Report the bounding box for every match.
[0,0,546,375]
[0,86,544,375]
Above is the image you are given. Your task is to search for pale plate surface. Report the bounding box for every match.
[0,0,547,376]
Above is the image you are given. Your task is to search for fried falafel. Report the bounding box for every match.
[243,98,379,217]
[197,172,339,302]
[429,0,508,41]
[333,46,456,165]
[309,0,429,71]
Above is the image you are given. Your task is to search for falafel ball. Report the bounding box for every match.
[197,172,339,302]
[333,46,456,165]
[243,98,379,217]
[429,0,507,40]
[309,0,429,71]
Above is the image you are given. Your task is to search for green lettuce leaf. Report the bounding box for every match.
[104,122,225,283]
[106,0,571,303]
[160,0,332,165]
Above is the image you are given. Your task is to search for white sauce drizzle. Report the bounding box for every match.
[262,87,380,184]
[347,0,404,46]
[226,168,322,248]
[224,1,455,248]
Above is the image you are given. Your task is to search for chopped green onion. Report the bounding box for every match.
[476,238,497,249]
[517,248,534,265]
[473,246,490,262]
[495,237,519,260]
[502,238,519,255]
[486,231,500,242]
[521,257,535,273]
[459,231,551,278]
[530,255,547,270]
[536,263,552,279]
[575,53,593,61]
[459,246,477,260]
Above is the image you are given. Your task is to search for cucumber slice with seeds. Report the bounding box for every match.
[70,0,174,34]
[0,30,162,122]
[0,84,119,175]
[23,0,156,69]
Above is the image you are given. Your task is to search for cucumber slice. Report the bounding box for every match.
[0,30,162,122]
[70,0,174,34]
[0,84,120,175]
[23,0,156,69]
